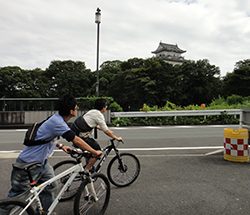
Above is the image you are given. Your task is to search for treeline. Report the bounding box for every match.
[0,58,250,110]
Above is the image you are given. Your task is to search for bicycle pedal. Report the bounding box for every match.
[89,195,98,202]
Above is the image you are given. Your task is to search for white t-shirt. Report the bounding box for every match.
[83,109,109,132]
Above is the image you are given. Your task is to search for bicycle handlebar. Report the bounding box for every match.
[110,139,124,146]
[56,143,93,159]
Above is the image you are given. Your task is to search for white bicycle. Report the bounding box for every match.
[0,144,110,215]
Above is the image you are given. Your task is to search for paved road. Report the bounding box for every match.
[1,125,250,215]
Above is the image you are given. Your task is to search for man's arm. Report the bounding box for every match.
[104,129,122,141]
[61,130,102,156]
[72,136,102,156]
[95,113,122,141]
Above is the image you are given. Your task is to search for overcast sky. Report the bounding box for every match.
[0,0,250,77]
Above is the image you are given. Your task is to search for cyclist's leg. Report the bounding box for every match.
[8,159,41,198]
[6,160,42,214]
[8,166,30,198]
[83,137,101,171]
[38,161,57,211]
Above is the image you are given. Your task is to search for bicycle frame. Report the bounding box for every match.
[95,139,122,172]
[21,162,85,215]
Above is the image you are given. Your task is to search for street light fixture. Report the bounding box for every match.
[95,7,101,96]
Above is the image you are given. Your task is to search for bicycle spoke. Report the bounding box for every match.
[79,200,93,214]
[107,153,140,187]
[95,182,107,199]
[74,173,110,215]
[53,160,81,201]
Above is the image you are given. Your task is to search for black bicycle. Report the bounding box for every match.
[54,139,140,201]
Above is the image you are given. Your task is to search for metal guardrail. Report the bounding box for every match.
[0,109,249,128]
[111,109,243,126]
[111,109,242,117]
[242,109,250,129]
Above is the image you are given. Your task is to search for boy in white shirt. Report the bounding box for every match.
[71,98,122,170]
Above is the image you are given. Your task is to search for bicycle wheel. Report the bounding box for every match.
[0,199,35,215]
[107,152,140,187]
[53,160,80,201]
[74,173,110,215]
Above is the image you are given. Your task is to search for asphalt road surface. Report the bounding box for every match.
[1,125,250,215]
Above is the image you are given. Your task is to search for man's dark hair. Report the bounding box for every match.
[58,94,77,116]
[94,98,107,111]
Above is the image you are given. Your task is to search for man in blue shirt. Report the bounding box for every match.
[7,95,102,212]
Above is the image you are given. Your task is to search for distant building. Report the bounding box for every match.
[152,42,186,65]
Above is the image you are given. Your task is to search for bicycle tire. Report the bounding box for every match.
[107,152,140,187]
[74,173,110,215]
[53,159,80,201]
[0,199,35,215]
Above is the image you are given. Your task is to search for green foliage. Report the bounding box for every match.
[1,57,250,113]
[99,58,222,110]
[222,59,250,97]
[44,60,94,97]
[174,59,221,106]
[226,95,243,105]
[109,101,123,112]
[0,66,49,98]
[209,95,250,109]
[111,118,131,127]
[76,96,122,112]
[77,96,114,111]
[110,96,249,126]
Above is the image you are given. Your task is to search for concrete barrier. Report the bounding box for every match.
[0,110,111,128]
[0,112,24,125]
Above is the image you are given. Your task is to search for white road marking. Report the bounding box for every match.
[118,146,223,151]
[205,148,224,156]
[111,125,238,130]
[0,146,224,158]
[0,124,238,133]
[0,125,232,158]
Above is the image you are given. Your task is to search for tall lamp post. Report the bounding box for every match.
[95,7,101,96]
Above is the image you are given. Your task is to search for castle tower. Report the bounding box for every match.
[152,42,186,65]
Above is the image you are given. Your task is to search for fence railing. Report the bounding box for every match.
[111,109,241,117]
[0,109,250,128]
[111,109,247,127]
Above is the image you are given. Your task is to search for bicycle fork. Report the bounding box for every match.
[115,151,127,173]
[85,176,99,202]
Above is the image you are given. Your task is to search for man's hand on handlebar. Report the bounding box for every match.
[116,136,123,142]
[57,143,102,158]
[56,143,72,154]
[62,145,72,154]
[95,150,102,158]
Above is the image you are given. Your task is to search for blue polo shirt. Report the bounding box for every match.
[19,113,71,164]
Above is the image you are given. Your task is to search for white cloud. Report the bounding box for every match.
[0,0,250,76]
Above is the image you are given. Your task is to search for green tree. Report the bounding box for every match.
[222,59,250,97]
[99,60,123,96]
[105,58,175,110]
[0,66,45,97]
[0,66,23,97]
[44,60,95,97]
[175,59,221,106]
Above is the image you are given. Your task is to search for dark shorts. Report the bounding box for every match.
[83,137,101,151]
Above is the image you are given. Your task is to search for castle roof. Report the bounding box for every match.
[152,42,186,54]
